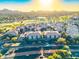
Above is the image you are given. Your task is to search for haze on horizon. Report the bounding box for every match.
[0,0,79,12]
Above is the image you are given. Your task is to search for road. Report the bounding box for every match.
[1,44,79,58]
[10,44,79,49]
[1,49,79,58]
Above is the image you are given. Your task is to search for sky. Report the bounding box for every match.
[0,0,79,12]
[64,0,79,4]
[0,0,32,4]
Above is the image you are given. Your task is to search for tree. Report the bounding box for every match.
[3,43,10,48]
[73,34,79,44]
[11,37,17,43]
[0,53,2,59]
[61,32,68,38]
[48,45,72,59]
[52,53,62,59]
[62,45,72,57]
[48,53,62,59]
[59,16,70,22]
[48,55,54,59]
[57,38,66,44]
[63,45,70,50]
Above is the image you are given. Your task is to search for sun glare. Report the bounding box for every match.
[39,0,53,10]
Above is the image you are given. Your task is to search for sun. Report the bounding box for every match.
[39,0,53,10]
